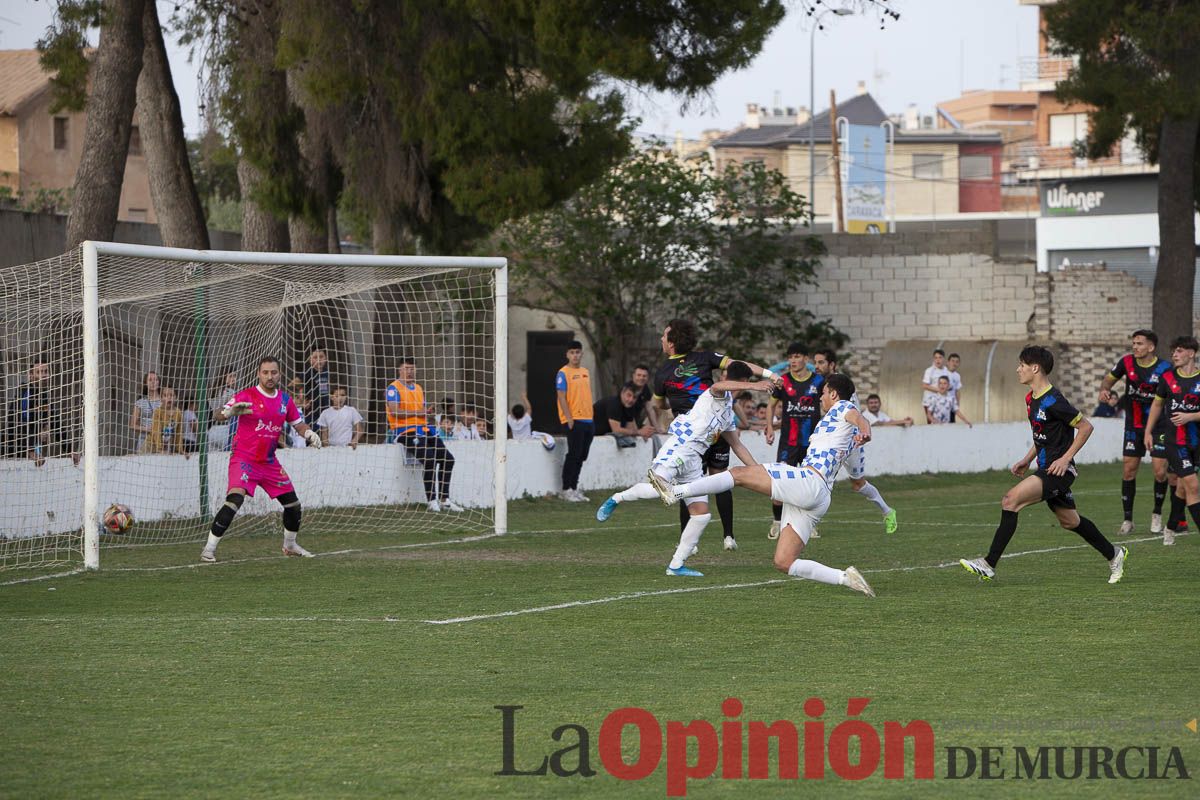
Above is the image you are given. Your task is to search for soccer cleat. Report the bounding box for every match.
[768,520,780,540]
[200,548,217,563]
[647,468,676,506]
[428,500,442,512]
[665,565,704,577]
[959,557,995,581]
[1163,528,1176,546]
[1116,520,1134,535]
[1150,514,1164,534]
[811,528,821,539]
[443,500,464,513]
[596,497,618,522]
[1108,545,1128,584]
[723,535,737,551]
[573,489,591,503]
[842,566,876,598]
[884,509,898,534]
[282,542,315,558]
[1173,519,1189,532]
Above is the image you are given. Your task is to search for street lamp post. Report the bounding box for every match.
[809,8,853,222]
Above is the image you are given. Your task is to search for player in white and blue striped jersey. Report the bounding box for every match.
[652,373,876,597]
[596,361,774,577]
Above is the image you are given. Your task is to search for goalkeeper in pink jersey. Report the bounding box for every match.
[201,356,322,563]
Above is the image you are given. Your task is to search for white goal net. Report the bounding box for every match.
[1,242,507,571]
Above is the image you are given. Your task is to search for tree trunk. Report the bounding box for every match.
[238,159,289,252]
[65,0,146,250]
[135,0,209,249]
[372,215,412,254]
[1153,115,1200,343]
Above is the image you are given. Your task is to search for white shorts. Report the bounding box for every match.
[653,438,709,506]
[766,463,831,545]
[841,445,866,480]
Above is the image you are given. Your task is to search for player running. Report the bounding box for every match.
[1144,336,1200,545]
[960,346,1127,584]
[764,342,824,540]
[1097,329,1171,535]
[650,373,875,597]
[813,349,898,534]
[595,361,771,577]
[201,357,321,563]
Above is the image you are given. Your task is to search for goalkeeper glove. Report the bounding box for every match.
[304,429,322,449]
[226,401,253,417]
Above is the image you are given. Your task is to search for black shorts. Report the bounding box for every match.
[1149,428,1169,460]
[1034,468,1077,510]
[702,438,730,471]
[1123,422,1148,458]
[776,439,808,467]
[1165,442,1199,478]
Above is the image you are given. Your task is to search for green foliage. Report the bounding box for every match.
[500,149,838,386]
[36,0,104,113]
[0,184,73,215]
[1046,0,1200,206]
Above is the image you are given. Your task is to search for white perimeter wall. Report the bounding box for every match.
[3,419,1127,539]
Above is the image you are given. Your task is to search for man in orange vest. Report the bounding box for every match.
[556,340,594,502]
[387,357,461,512]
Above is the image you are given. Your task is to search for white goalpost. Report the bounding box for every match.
[1,241,507,571]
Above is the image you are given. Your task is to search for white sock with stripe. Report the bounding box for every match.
[856,481,891,515]
[787,558,845,585]
[615,483,660,503]
[669,513,711,569]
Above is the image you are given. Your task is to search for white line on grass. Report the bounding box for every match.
[0,568,86,587]
[420,532,1186,625]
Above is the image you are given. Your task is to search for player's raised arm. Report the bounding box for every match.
[845,406,872,446]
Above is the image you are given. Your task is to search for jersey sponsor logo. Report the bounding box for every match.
[254,419,283,434]
[785,396,817,416]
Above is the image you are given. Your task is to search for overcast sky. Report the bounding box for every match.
[2,0,1039,141]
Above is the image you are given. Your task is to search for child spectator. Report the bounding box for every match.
[317,386,364,448]
[131,370,162,452]
[508,391,554,447]
[182,397,199,452]
[925,376,972,427]
[454,406,483,440]
[438,415,456,440]
[142,386,186,455]
[735,390,765,431]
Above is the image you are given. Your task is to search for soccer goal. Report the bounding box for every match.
[0,241,507,571]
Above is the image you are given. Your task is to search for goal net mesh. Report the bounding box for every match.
[1,246,500,570]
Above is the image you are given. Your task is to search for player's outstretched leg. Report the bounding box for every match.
[773,519,873,598]
[596,482,659,522]
[959,475,1041,580]
[666,510,710,577]
[853,479,897,534]
[201,491,246,563]
[278,491,314,558]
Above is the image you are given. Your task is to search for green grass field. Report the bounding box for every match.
[2,463,1197,798]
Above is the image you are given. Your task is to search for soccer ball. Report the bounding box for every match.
[540,433,557,451]
[103,503,134,534]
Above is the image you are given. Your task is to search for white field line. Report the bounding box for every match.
[1,533,1183,626]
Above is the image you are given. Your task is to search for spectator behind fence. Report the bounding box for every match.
[508,391,555,447]
[386,357,459,512]
[182,397,199,452]
[593,383,652,438]
[921,349,951,415]
[925,376,972,427]
[317,386,364,448]
[454,406,483,440]
[304,347,332,422]
[131,370,162,451]
[142,386,187,455]
[629,364,664,432]
[946,353,964,422]
[862,394,913,427]
[735,390,765,432]
[208,367,238,450]
[8,360,53,466]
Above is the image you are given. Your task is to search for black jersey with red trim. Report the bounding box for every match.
[1108,354,1170,429]
[1154,368,1200,447]
[772,371,824,449]
[654,351,729,415]
[1026,385,1083,470]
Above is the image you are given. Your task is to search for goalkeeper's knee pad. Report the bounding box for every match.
[281,500,302,533]
[211,493,246,537]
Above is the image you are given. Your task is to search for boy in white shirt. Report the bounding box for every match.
[317,386,364,448]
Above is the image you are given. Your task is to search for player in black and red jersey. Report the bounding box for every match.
[763,341,824,540]
[652,318,778,552]
[1097,329,1172,535]
[961,345,1127,583]
[1144,336,1200,546]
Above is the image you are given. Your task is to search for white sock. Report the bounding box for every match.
[205,533,221,552]
[283,530,297,546]
[787,558,845,585]
[677,471,735,499]
[615,483,660,503]
[856,481,891,515]
[669,513,711,569]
